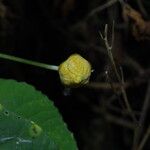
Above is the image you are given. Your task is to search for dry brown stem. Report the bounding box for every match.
[123,4,150,40]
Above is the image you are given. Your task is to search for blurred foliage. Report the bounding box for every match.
[0,0,150,150]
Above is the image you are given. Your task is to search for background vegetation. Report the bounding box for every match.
[0,0,150,149]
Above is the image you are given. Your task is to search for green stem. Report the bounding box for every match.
[0,53,58,71]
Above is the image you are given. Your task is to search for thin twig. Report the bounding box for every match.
[124,54,144,74]
[93,106,136,129]
[104,112,136,129]
[106,104,141,117]
[87,81,129,90]
[133,81,150,150]
[86,68,150,90]
[72,0,120,29]
[137,0,148,18]
[100,23,137,123]
[87,0,118,19]
[87,0,126,20]
[106,67,128,111]
[137,126,150,150]
[120,67,137,123]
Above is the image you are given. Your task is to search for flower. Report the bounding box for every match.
[59,54,92,87]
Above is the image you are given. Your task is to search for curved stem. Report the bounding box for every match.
[0,53,58,71]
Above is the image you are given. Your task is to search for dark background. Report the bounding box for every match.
[0,0,150,150]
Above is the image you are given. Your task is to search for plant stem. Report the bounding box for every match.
[133,81,150,150]
[137,126,150,150]
[0,53,58,71]
[100,23,137,123]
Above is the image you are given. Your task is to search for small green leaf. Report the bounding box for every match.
[0,79,78,150]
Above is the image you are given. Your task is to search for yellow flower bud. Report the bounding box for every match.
[59,54,92,87]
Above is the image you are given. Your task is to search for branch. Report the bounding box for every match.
[100,23,137,123]
[137,126,150,150]
[133,81,150,150]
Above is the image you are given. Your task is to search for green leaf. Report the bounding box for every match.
[0,105,58,150]
[0,79,78,150]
